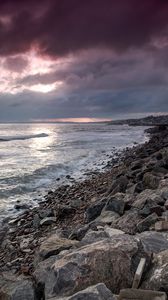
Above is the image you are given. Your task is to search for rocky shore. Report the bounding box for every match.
[1,125,168,299]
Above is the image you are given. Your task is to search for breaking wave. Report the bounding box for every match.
[0,133,48,141]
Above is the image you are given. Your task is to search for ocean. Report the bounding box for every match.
[0,123,148,221]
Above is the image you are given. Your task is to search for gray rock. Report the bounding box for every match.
[107,175,129,194]
[39,208,54,219]
[50,283,116,299]
[143,172,160,189]
[81,230,109,245]
[40,217,56,226]
[137,213,158,232]
[142,250,168,294]
[34,235,151,298]
[113,209,142,234]
[33,214,40,229]
[14,203,29,210]
[37,234,78,261]
[95,210,119,224]
[0,275,36,300]
[138,231,168,253]
[132,189,164,210]
[85,199,107,223]
[104,193,125,215]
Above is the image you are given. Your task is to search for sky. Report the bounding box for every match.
[0,0,168,122]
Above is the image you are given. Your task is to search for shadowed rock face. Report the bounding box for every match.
[49,283,116,300]
[33,235,151,299]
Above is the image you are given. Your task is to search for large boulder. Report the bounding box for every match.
[0,275,36,300]
[142,250,168,294]
[138,231,168,254]
[50,283,116,300]
[37,234,78,261]
[34,235,151,299]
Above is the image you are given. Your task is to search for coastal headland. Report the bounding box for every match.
[1,119,168,299]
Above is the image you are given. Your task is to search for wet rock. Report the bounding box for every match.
[95,210,120,224]
[0,275,36,300]
[40,217,56,226]
[34,235,151,298]
[137,213,158,232]
[37,234,78,261]
[143,172,160,189]
[104,193,125,215]
[14,203,29,210]
[142,250,168,294]
[85,199,107,223]
[138,231,168,254]
[50,283,116,300]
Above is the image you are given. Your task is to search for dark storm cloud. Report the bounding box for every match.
[0,0,168,57]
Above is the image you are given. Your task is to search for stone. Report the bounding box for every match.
[38,234,78,260]
[143,172,160,189]
[107,176,129,194]
[142,250,168,294]
[113,209,142,234]
[95,210,120,224]
[34,235,151,298]
[49,283,116,300]
[155,220,168,231]
[119,288,166,300]
[33,214,40,229]
[81,230,109,245]
[138,231,168,254]
[137,213,158,232]
[14,203,29,210]
[69,224,90,241]
[40,217,56,226]
[103,226,124,237]
[164,199,168,209]
[56,205,76,219]
[0,275,36,300]
[104,193,125,215]
[0,225,8,244]
[85,199,107,223]
[39,208,54,219]
[132,190,164,210]
[132,258,146,289]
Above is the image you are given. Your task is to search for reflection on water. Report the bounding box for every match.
[0,123,148,221]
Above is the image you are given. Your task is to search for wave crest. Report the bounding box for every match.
[0,133,48,141]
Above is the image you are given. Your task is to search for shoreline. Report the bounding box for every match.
[1,125,168,299]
